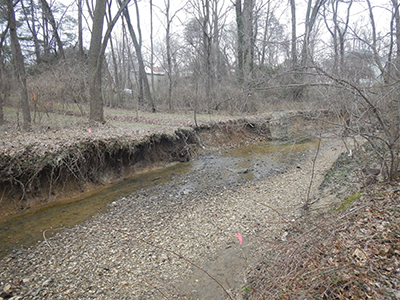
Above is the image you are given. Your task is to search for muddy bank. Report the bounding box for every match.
[0,135,320,260]
[0,108,339,221]
[0,120,269,220]
[0,133,347,299]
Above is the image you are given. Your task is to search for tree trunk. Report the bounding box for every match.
[110,37,122,107]
[290,0,297,68]
[39,0,65,59]
[260,1,271,66]
[165,0,173,110]
[339,1,352,73]
[323,1,338,73]
[244,0,254,77]
[323,0,352,75]
[366,0,386,81]
[300,0,326,68]
[202,0,212,111]
[293,0,325,101]
[21,0,42,63]
[392,0,400,79]
[42,7,50,57]
[0,28,9,125]
[150,0,155,100]
[88,0,107,122]
[78,0,84,58]
[0,92,3,125]
[236,0,254,83]
[290,0,302,100]
[212,0,221,81]
[7,0,31,130]
[30,0,41,63]
[88,0,129,122]
[119,0,155,112]
[236,0,244,82]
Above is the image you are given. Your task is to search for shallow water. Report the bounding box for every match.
[0,136,318,259]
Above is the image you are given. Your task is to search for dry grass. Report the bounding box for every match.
[245,183,400,299]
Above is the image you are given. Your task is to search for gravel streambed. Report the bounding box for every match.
[0,135,346,300]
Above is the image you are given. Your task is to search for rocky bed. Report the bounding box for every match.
[0,134,348,300]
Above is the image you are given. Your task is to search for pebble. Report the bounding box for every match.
[0,138,345,299]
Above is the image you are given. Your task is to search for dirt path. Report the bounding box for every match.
[0,134,347,300]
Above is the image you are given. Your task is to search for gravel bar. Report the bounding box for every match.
[0,135,346,300]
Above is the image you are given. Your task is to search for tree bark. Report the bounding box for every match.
[39,0,65,59]
[236,0,244,82]
[290,0,297,68]
[392,0,400,79]
[88,0,107,122]
[110,37,122,107]
[236,0,254,83]
[119,0,155,112]
[165,0,173,110]
[42,7,50,57]
[366,0,386,81]
[7,0,31,129]
[150,0,155,100]
[202,0,212,111]
[78,0,84,58]
[0,28,8,125]
[260,1,271,66]
[88,0,129,122]
[323,0,352,75]
[300,0,326,68]
[21,0,42,63]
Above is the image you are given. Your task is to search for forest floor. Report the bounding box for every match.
[0,107,399,299]
[0,107,234,158]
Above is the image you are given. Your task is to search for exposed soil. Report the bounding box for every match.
[0,109,365,300]
[0,129,351,299]
[0,108,328,222]
[0,114,268,222]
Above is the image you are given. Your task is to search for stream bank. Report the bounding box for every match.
[0,120,268,222]
[0,132,347,299]
[0,109,335,222]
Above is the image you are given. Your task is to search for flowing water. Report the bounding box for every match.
[0,136,318,259]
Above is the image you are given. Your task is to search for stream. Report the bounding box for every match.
[0,135,318,260]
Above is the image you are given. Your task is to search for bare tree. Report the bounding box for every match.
[88,0,107,122]
[159,0,183,110]
[391,0,400,80]
[365,0,386,81]
[290,0,326,100]
[258,0,284,66]
[88,0,129,122]
[290,0,297,68]
[323,0,353,75]
[118,0,155,112]
[78,0,84,58]
[301,0,327,67]
[165,0,173,110]
[7,0,31,130]
[236,0,254,83]
[21,0,42,63]
[202,0,212,111]
[0,26,9,125]
[149,0,155,100]
[39,0,65,59]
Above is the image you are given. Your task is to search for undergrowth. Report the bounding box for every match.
[245,181,400,299]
